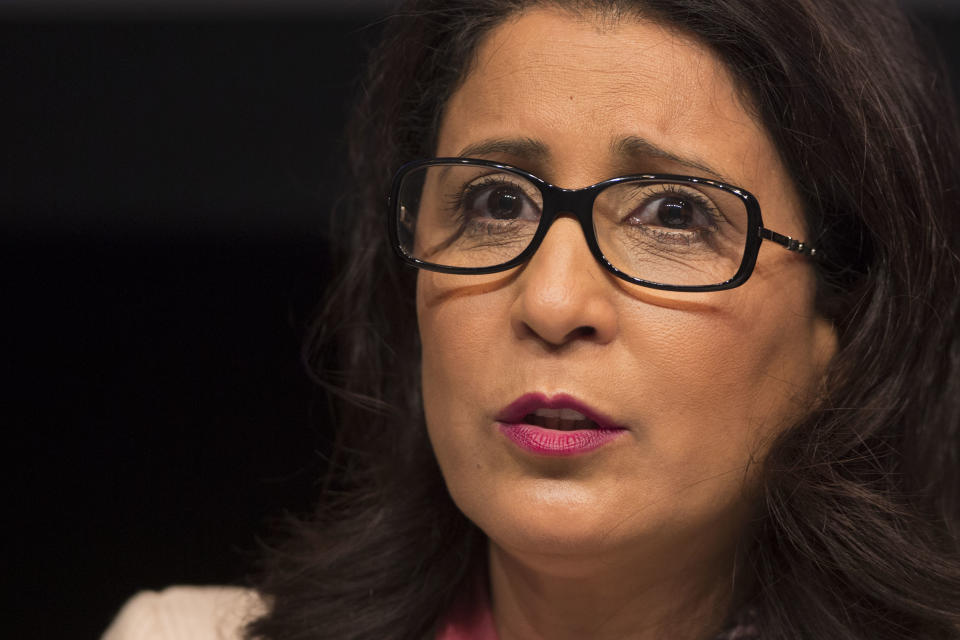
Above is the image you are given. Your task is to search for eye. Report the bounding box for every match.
[627,192,717,231]
[462,178,540,222]
[653,197,695,228]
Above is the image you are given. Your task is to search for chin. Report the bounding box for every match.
[459,480,655,565]
[486,522,645,579]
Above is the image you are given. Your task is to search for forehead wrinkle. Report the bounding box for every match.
[502,31,673,81]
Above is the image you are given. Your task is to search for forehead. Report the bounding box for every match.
[436,7,782,192]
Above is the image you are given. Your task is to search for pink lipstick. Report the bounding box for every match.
[495,393,627,457]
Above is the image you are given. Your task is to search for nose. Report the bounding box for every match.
[510,215,619,347]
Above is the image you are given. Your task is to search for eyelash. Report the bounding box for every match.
[625,183,721,245]
[442,174,537,238]
[637,184,721,222]
[448,174,531,213]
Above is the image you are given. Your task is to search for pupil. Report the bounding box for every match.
[658,197,691,228]
[488,187,520,219]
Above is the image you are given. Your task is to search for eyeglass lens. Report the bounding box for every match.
[396,164,751,287]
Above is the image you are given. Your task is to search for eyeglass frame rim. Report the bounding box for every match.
[387,157,819,293]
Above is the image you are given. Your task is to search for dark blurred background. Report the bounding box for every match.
[3,1,958,637]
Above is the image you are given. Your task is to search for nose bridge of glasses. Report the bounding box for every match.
[540,186,600,236]
[524,186,606,274]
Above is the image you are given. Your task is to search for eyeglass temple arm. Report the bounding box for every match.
[759,228,819,258]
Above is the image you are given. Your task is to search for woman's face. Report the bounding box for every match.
[418,9,837,572]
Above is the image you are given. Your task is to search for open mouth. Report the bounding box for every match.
[496,392,625,433]
[523,408,598,431]
[497,394,627,456]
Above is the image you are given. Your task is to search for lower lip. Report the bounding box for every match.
[497,422,626,456]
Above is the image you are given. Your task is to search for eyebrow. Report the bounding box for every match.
[611,136,731,183]
[454,135,733,184]
[456,137,550,162]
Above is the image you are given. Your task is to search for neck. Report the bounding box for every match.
[488,535,740,640]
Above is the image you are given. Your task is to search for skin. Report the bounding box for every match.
[417,8,838,640]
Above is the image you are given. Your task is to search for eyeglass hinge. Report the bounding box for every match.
[759,228,818,257]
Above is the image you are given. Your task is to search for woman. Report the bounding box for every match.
[105,0,960,638]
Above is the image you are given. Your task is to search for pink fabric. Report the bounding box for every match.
[434,576,498,640]
[432,576,757,640]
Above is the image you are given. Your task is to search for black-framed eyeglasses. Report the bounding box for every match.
[388,158,817,292]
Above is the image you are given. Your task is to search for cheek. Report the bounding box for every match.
[627,278,828,462]
[418,283,496,409]
[417,273,510,469]
[417,268,523,395]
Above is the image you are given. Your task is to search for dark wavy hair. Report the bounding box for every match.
[246,1,960,638]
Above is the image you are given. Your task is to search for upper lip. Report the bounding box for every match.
[495,392,626,430]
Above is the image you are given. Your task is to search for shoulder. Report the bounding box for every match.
[102,585,267,640]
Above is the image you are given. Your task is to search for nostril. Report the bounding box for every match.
[571,326,596,339]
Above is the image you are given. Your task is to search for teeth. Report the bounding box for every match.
[533,408,587,421]
[526,408,596,431]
